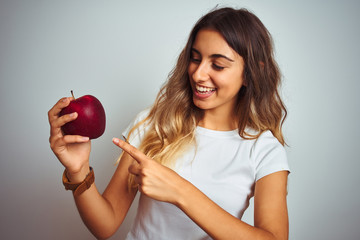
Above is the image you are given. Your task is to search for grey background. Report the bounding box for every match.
[1,0,359,239]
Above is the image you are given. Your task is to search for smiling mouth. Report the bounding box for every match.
[195,85,216,94]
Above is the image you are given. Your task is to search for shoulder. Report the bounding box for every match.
[249,130,289,181]
[250,130,285,155]
[122,108,151,147]
[132,108,151,124]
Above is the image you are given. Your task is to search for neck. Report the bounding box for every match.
[198,109,237,131]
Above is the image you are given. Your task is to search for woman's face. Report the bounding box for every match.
[188,29,245,117]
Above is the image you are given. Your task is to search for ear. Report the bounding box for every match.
[242,78,248,87]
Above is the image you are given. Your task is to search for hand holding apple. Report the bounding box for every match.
[59,91,106,139]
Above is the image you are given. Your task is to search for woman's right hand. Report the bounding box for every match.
[48,97,91,182]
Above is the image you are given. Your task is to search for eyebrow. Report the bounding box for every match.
[191,48,234,62]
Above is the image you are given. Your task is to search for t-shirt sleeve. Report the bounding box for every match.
[122,109,150,148]
[251,131,290,181]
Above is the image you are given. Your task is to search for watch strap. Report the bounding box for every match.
[62,167,94,196]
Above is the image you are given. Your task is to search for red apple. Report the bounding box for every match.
[59,91,106,139]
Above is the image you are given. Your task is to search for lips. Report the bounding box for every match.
[193,84,216,99]
[195,85,216,94]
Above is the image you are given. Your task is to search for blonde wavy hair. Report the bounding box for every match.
[123,8,287,190]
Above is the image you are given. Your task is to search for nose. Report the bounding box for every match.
[191,61,210,82]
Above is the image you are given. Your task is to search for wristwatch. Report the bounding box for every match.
[62,167,94,196]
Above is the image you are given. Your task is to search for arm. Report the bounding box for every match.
[177,171,289,240]
[48,97,136,239]
[113,138,289,240]
[71,153,137,239]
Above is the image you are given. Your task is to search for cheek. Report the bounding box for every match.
[216,75,243,95]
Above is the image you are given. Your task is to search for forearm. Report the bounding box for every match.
[66,166,119,239]
[73,184,120,239]
[176,182,276,240]
[68,156,137,239]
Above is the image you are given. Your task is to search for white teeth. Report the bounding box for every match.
[196,85,215,93]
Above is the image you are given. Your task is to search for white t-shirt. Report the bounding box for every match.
[123,110,290,240]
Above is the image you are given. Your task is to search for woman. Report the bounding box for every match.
[48,7,290,240]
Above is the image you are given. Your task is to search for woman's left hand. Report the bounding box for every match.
[112,137,188,205]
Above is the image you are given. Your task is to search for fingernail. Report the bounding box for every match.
[82,137,89,141]
[70,112,77,118]
[112,138,119,144]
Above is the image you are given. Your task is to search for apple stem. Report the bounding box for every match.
[71,90,75,100]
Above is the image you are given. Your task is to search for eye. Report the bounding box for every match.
[190,56,201,64]
[190,49,201,64]
[212,63,225,71]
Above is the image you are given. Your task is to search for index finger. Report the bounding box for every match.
[112,137,146,164]
[47,97,73,122]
